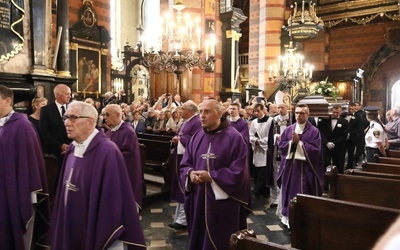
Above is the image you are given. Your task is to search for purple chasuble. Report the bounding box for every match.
[105,122,143,208]
[181,122,252,250]
[0,112,50,249]
[170,115,202,203]
[50,131,146,250]
[229,118,250,146]
[277,121,324,218]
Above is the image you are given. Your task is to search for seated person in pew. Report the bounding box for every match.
[386,105,400,150]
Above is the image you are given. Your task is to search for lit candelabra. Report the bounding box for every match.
[140,0,215,79]
[269,41,314,86]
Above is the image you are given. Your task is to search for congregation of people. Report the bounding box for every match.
[2,83,400,250]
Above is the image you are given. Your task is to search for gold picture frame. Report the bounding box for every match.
[76,46,101,94]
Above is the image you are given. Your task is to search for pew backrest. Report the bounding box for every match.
[374,155,400,165]
[326,168,400,209]
[345,169,400,181]
[387,150,400,158]
[361,162,400,175]
[290,194,400,250]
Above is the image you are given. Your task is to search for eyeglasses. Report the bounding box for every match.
[62,115,90,122]
[295,112,308,115]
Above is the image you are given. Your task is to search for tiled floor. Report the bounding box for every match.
[140,194,291,249]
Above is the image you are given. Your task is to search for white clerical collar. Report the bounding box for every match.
[0,110,15,127]
[229,115,240,122]
[110,120,124,131]
[294,122,306,134]
[72,129,99,158]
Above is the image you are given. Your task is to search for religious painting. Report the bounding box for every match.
[205,20,215,34]
[204,77,214,94]
[76,46,101,93]
[205,0,216,15]
[138,88,144,97]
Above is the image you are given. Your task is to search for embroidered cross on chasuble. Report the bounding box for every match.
[201,143,218,171]
[200,143,228,200]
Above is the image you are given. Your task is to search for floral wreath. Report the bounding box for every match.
[310,77,340,100]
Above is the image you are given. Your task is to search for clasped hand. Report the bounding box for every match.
[190,170,212,184]
[326,142,335,150]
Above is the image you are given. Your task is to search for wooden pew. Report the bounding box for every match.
[345,169,400,181]
[290,194,400,250]
[326,166,400,209]
[138,135,173,192]
[137,132,174,142]
[361,162,400,175]
[387,150,400,158]
[229,229,296,250]
[374,154,400,165]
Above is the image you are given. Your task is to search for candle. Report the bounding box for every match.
[165,12,170,35]
[210,34,216,56]
[269,65,272,77]
[205,40,209,59]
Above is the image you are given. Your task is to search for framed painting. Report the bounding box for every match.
[76,46,101,93]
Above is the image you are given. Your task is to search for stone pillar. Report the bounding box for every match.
[30,0,48,74]
[56,0,70,77]
[220,7,246,99]
[248,0,285,98]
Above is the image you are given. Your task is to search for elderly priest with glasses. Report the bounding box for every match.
[50,101,146,250]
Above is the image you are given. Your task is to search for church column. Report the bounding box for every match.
[220,8,246,101]
[56,0,70,76]
[248,0,285,98]
[30,0,48,74]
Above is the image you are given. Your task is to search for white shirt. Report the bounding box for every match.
[56,101,67,117]
[72,129,99,158]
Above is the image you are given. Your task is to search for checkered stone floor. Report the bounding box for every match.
[140,196,291,249]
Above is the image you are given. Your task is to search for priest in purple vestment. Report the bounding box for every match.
[277,103,324,228]
[0,85,50,249]
[50,101,146,250]
[169,100,202,230]
[181,99,252,250]
[228,102,249,146]
[104,104,143,209]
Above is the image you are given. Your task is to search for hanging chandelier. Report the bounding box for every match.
[286,0,324,40]
[269,41,314,87]
[141,0,215,79]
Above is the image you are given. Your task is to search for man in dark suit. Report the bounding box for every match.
[40,84,72,199]
[346,103,362,169]
[318,104,349,173]
[354,101,369,163]
[132,110,146,134]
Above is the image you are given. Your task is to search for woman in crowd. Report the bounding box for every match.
[153,110,167,134]
[166,107,183,134]
[29,97,48,133]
